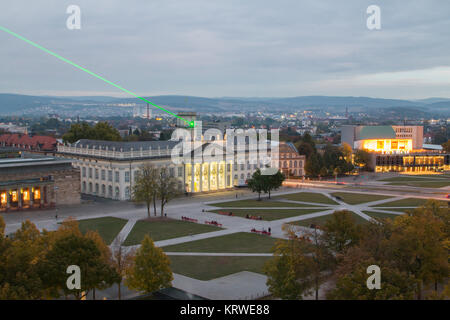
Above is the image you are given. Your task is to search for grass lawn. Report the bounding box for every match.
[209,199,318,208]
[123,219,222,246]
[363,211,402,221]
[208,208,327,221]
[162,232,279,253]
[380,175,450,181]
[276,192,338,205]
[330,192,393,205]
[169,255,271,281]
[78,217,128,245]
[386,181,450,188]
[373,197,434,207]
[290,212,368,228]
[383,208,414,213]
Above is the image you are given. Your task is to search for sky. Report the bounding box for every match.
[1,0,450,99]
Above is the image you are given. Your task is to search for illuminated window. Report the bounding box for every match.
[23,189,30,201]
[34,188,41,200]
[377,140,384,149]
[0,192,6,205]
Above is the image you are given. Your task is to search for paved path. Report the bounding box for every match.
[165,252,273,256]
[3,184,445,300]
[172,272,270,300]
[112,218,138,244]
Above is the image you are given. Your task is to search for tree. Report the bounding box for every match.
[322,210,362,254]
[303,226,335,299]
[354,149,371,171]
[340,142,352,162]
[39,221,119,300]
[248,169,285,200]
[247,169,265,200]
[305,153,323,177]
[327,258,417,300]
[156,167,181,216]
[295,141,315,159]
[264,224,334,300]
[327,200,449,300]
[111,237,135,300]
[0,221,47,299]
[389,202,448,299]
[125,235,173,295]
[132,164,158,217]
[62,121,121,143]
[319,167,328,178]
[442,139,450,153]
[0,215,4,237]
[264,170,285,199]
[84,230,121,299]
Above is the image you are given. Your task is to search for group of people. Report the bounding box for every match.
[181,216,198,223]
[245,214,262,220]
[205,220,221,226]
[251,227,271,235]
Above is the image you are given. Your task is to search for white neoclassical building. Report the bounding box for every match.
[57,137,271,200]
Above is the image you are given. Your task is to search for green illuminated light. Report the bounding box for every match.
[0,25,192,126]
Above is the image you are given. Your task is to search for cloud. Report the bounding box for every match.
[1,0,450,98]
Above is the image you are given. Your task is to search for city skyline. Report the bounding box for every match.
[1,1,450,99]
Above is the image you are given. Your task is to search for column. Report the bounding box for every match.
[190,163,195,193]
[208,163,211,191]
[199,163,203,192]
[216,163,219,190]
[18,189,23,210]
[6,190,10,211]
[40,187,45,207]
[30,187,34,207]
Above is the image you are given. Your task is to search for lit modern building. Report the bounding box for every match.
[0,152,80,212]
[340,125,450,173]
[341,125,423,153]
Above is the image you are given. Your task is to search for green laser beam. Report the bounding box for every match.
[0,25,194,127]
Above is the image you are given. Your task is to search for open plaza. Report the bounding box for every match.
[2,176,448,300]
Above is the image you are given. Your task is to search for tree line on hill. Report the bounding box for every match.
[264,199,449,300]
[62,121,173,143]
[0,217,172,300]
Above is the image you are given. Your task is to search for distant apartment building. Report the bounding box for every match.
[0,123,28,134]
[0,152,80,212]
[340,125,449,173]
[133,104,152,119]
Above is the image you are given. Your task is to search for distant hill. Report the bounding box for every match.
[0,93,448,117]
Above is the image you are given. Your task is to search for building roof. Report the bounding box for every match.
[0,156,72,169]
[422,144,443,151]
[279,142,300,154]
[72,139,179,151]
[0,133,57,151]
[358,126,396,140]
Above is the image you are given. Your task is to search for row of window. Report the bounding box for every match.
[82,182,127,199]
[81,166,184,182]
[281,160,303,168]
